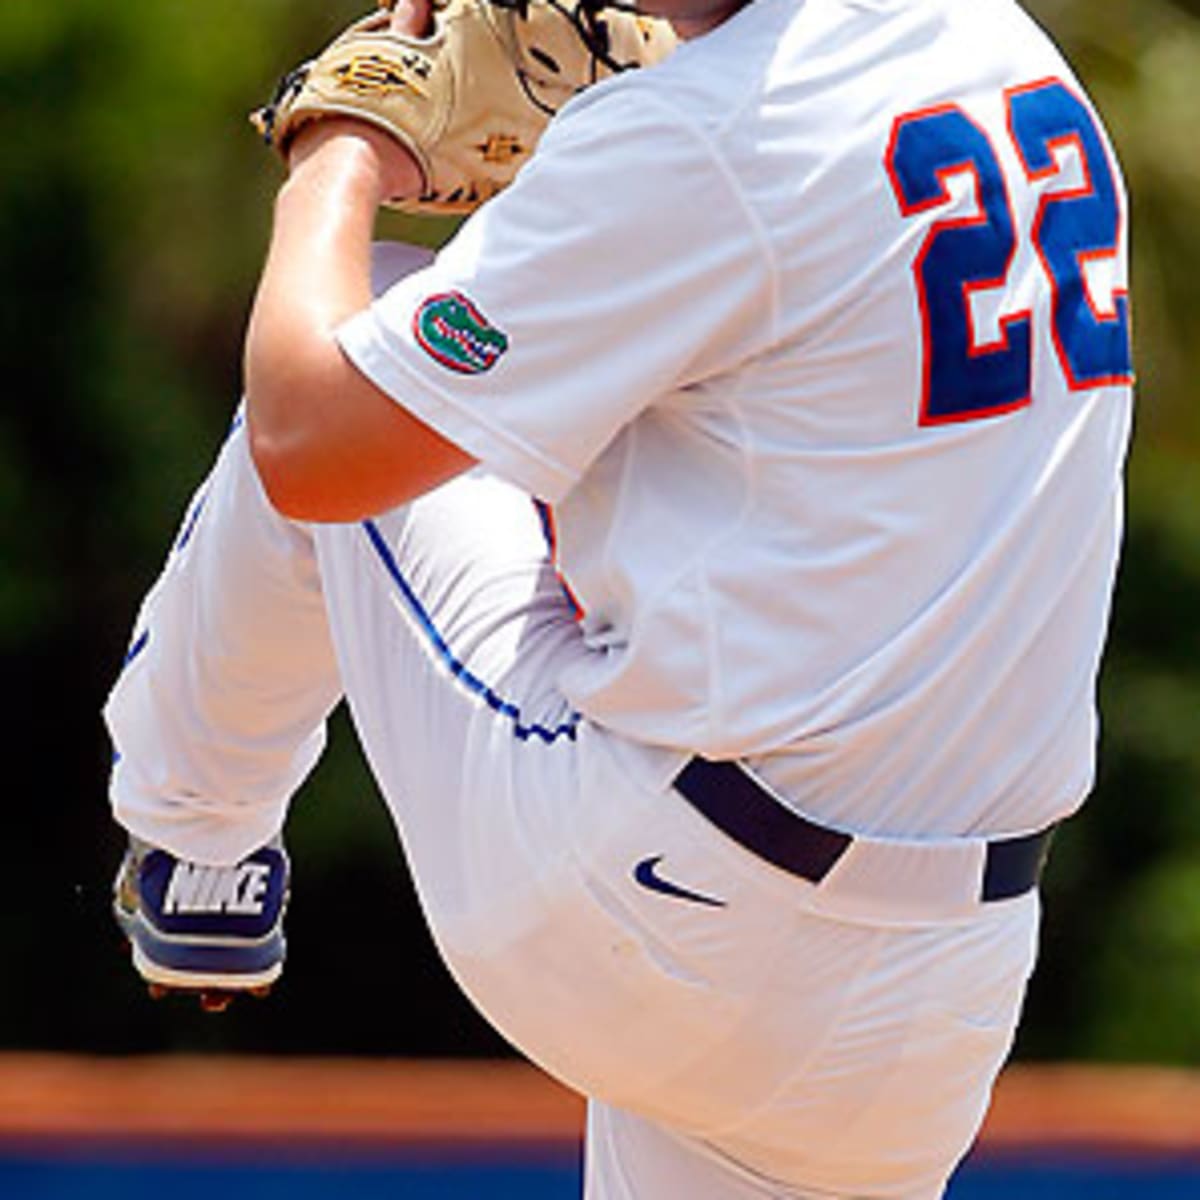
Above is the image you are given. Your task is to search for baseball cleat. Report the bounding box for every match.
[114,836,289,1008]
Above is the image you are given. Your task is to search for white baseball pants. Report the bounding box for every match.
[105,245,1040,1200]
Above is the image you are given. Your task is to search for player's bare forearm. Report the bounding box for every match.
[244,122,473,522]
[246,123,383,391]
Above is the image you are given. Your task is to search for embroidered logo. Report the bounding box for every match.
[333,51,430,98]
[413,291,509,375]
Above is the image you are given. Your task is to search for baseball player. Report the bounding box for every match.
[107,0,1134,1195]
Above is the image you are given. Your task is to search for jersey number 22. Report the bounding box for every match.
[885,77,1133,425]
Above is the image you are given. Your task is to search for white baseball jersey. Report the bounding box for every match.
[337,0,1133,840]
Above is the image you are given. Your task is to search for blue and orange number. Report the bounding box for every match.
[885,78,1132,425]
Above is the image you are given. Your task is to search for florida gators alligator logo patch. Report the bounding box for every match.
[413,291,509,375]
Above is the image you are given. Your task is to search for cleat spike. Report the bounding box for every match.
[249,985,273,999]
[147,983,169,1001]
[199,991,234,1014]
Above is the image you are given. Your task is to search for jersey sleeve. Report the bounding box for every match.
[336,84,777,503]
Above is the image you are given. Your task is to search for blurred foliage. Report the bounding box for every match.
[1,0,1196,1062]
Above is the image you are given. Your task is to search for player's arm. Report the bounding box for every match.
[243,0,678,520]
[246,0,475,523]
[244,115,476,523]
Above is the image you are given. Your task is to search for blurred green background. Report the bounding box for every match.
[2,0,1196,1063]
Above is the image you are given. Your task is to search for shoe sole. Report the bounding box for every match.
[116,903,284,990]
[130,942,284,990]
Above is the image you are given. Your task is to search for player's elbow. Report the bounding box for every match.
[249,427,372,523]
[243,352,361,522]
[246,416,322,521]
[244,390,345,521]
[245,354,478,522]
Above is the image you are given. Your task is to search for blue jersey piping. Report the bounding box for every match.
[361,519,580,745]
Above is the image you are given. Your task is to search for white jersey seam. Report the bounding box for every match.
[623,88,782,362]
[702,369,762,746]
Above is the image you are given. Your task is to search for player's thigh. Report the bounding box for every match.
[311,472,591,913]
[422,731,885,1130]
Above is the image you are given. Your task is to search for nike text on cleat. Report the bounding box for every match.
[113,837,290,994]
[162,860,273,916]
[632,855,726,908]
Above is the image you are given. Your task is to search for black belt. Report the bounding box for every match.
[673,757,1054,903]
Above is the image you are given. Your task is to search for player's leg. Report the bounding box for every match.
[310,473,592,928]
[312,475,790,1101]
[580,890,1038,1200]
[104,242,442,1001]
[104,410,342,865]
[103,240,433,864]
[585,1103,812,1200]
[309,494,1040,1196]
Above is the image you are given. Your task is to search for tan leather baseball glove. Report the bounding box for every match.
[251,0,676,215]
